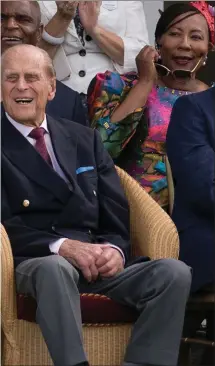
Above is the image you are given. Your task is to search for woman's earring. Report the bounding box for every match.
[203,55,208,66]
[155,44,161,60]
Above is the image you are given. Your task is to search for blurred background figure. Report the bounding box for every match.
[39,1,149,99]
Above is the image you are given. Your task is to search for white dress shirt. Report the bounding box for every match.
[6,113,125,261]
[39,1,149,93]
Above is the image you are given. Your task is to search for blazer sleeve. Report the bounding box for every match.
[166,94,214,215]
[93,130,131,262]
[1,183,63,258]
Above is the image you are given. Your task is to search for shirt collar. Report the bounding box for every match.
[5,112,48,138]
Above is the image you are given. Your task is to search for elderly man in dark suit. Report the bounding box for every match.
[1,0,87,125]
[167,87,215,294]
[1,44,191,366]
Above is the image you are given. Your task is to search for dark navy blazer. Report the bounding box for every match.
[166,87,215,292]
[2,114,130,270]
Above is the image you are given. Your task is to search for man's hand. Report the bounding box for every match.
[96,247,124,278]
[59,239,110,282]
[56,1,78,20]
[79,1,101,36]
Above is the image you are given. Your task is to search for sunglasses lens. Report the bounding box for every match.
[173,70,191,79]
[155,64,169,77]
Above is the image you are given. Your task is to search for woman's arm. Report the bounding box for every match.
[113,1,149,72]
[38,1,77,59]
[80,1,149,69]
[88,72,151,159]
[111,79,153,122]
[88,26,124,66]
[110,46,158,122]
[88,47,158,159]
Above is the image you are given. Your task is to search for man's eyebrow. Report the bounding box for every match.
[3,72,19,78]
[1,11,33,19]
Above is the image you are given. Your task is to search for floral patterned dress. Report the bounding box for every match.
[88,71,191,211]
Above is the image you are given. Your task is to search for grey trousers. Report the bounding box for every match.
[16,256,191,366]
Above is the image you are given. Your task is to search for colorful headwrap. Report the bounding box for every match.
[190,1,215,44]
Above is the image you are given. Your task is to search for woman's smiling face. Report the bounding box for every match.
[158,12,210,73]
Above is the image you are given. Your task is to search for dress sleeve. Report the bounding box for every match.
[88,71,145,160]
[113,1,149,73]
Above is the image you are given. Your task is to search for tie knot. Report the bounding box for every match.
[29,127,46,140]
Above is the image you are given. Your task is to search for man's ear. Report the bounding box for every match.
[36,23,44,46]
[47,77,56,101]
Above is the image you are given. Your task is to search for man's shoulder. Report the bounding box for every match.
[174,87,214,110]
[190,86,215,104]
[47,114,94,137]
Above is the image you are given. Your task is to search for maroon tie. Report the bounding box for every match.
[29,127,52,166]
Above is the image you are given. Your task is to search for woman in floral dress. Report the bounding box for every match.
[88,1,214,212]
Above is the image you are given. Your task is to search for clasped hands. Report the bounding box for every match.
[59,239,124,282]
[55,1,101,35]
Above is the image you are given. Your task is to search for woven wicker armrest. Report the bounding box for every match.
[1,224,17,328]
[115,166,179,260]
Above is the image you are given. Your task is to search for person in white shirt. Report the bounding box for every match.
[39,1,149,94]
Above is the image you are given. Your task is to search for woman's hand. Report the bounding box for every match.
[136,46,159,84]
[79,1,101,35]
[56,1,78,20]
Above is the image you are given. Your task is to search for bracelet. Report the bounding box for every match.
[42,29,65,46]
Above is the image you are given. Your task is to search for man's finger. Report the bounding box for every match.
[101,268,120,278]
[96,248,113,267]
[89,263,99,282]
[81,266,92,283]
[95,255,107,268]
[98,257,116,274]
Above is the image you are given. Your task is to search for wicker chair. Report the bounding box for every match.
[1,166,179,366]
[165,157,215,365]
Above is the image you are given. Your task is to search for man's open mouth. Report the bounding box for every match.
[15,98,33,105]
[2,36,23,43]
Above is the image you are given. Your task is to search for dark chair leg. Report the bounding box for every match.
[200,312,215,366]
[200,348,215,366]
[178,343,192,366]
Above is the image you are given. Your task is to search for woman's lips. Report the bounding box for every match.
[173,57,193,66]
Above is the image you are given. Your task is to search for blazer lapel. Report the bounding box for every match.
[2,115,71,204]
[47,115,77,183]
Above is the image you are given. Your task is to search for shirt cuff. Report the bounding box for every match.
[107,243,125,265]
[49,238,67,254]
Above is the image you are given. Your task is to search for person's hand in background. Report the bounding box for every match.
[79,1,101,36]
[56,1,78,20]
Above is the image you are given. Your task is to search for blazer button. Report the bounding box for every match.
[23,200,30,207]
[52,225,55,231]
[93,190,97,197]
[79,70,86,77]
[85,35,92,42]
[79,49,86,57]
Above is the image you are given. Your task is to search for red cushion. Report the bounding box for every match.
[17,293,138,323]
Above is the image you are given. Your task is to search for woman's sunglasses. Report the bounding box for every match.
[155,57,203,79]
